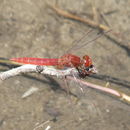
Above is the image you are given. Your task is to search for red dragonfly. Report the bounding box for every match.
[10,29,104,78]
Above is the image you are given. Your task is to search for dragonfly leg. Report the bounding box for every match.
[71,69,85,94]
[36,65,44,73]
[62,75,71,95]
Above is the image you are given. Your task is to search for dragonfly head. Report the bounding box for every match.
[83,55,97,74]
[78,55,97,78]
[82,55,92,67]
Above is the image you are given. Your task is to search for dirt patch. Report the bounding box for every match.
[0,0,130,130]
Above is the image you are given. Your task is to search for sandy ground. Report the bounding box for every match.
[0,0,130,130]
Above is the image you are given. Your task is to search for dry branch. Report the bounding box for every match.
[49,4,130,56]
[49,4,110,31]
[0,65,130,103]
[68,77,130,103]
[0,64,78,80]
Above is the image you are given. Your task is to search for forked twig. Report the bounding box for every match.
[68,77,130,103]
[0,65,130,103]
[49,4,130,56]
[0,64,78,80]
[49,4,110,31]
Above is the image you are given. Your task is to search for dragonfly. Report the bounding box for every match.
[8,29,107,78]
[10,54,95,78]
[9,29,105,78]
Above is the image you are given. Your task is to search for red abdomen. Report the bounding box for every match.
[10,54,81,67]
[10,57,59,66]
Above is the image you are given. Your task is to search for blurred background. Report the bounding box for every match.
[0,0,130,130]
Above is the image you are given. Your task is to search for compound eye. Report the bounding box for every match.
[83,55,92,67]
[85,65,94,72]
[85,67,89,71]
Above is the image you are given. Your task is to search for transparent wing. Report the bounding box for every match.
[65,29,111,54]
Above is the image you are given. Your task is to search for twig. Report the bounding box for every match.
[34,120,51,130]
[49,5,130,56]
[22,87,39,99]
[90,74,130,89]
[0,65,130,103]
[0,64,78,80]
[49,4,110,31]
[0,60,129,88]
[68,77,130,103]
[92,6,100,24]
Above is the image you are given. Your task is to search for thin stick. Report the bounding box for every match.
[0,65,78,80]
[0,65,130,103]
[49,4,130,55]
[49,4,110,31]
[68,76,130,103]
